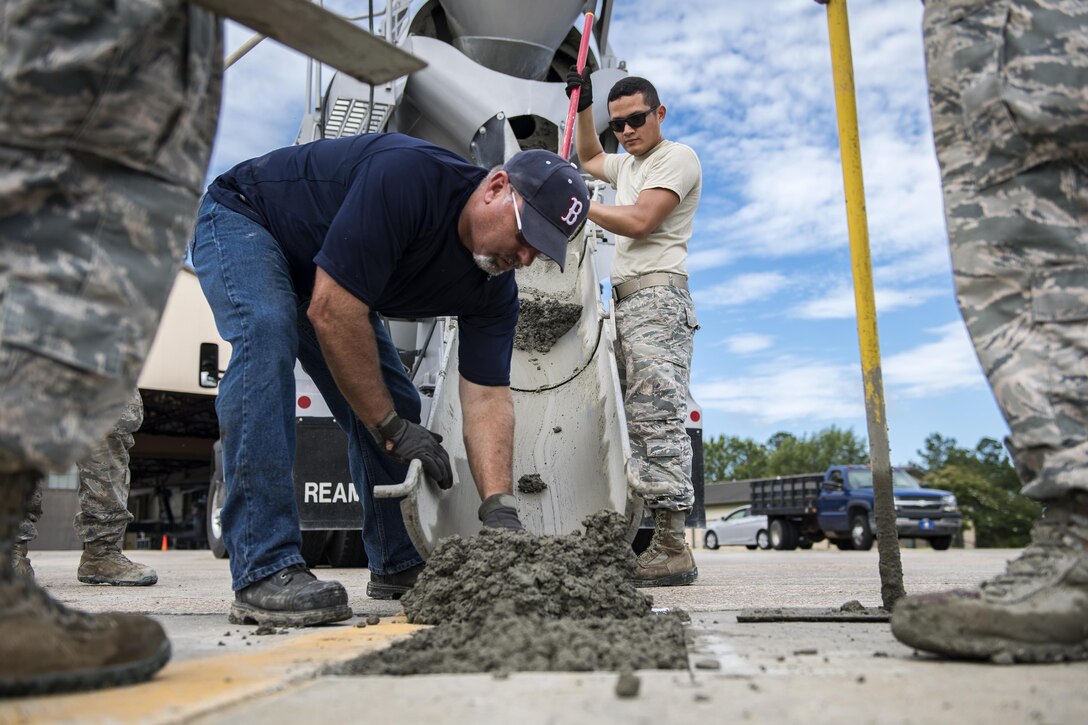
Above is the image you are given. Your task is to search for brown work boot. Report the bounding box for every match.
[891,492,1088,663]
[78,539,157,586]
[0,471,170,696]
[631,509,698,587]
[12,541,33,578]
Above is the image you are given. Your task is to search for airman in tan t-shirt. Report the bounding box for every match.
[569,71,703,588]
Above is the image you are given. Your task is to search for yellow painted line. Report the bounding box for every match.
[0,617,425,725]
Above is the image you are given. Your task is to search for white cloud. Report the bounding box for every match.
[208,22,311,179]
[693,323,987,434]
[884,321,986,397]
[874,247,954,286]
[790,283,946,320]
[609,0,949,279]
[723,334,775,355]
[693,272,790,309]
[687,244,735,273]
[693,357,863,424]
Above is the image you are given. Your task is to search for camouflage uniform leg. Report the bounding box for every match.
[0,0,221,477]
[0,149,201,475]
[614,286,698,511]
[74,391,143,544]
[924,0,1088,501]
[15,478,42,545]
[0,0,219,696]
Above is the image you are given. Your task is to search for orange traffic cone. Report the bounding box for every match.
[161,535,168,552]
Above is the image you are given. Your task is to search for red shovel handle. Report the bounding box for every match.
[561,12,595,160]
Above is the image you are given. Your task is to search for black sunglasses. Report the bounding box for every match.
[608,106,659,133]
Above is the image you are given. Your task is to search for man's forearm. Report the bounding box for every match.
[460,378,514,500]
[590,186,681,239]
[589,201,650,238]
[309,268,394,428]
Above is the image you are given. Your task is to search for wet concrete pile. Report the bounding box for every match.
[513,298,582,353]
[333,511,689,676]
[402,510,647,625]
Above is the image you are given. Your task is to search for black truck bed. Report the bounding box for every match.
[748,474,824,516]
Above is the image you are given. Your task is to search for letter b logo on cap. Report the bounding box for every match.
[503,149,590,271]
[561,197,584,226]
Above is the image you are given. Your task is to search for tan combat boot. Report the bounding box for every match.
[78,539,157,586]
[631,509,698,587]
[891,492,1088,663]
[0,472,170,696]
[12,541,33,578]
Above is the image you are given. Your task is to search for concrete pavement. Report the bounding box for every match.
[1,547,1084,724]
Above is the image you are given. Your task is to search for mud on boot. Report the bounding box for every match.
[891,492,1088,663]
[631,509,698,588]
[0,470,170,696]
[367,562,424,600]
[229,564,352,627]
[78,539,157,586]
[0,573,170,696]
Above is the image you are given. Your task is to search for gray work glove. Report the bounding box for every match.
[564,65,593,112]
[373,413,453,489]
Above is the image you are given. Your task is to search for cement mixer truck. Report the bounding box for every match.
[196,0,706,563]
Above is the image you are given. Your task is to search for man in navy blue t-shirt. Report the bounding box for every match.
[191,133,589,627]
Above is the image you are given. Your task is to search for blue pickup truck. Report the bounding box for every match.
[748,465,962,551]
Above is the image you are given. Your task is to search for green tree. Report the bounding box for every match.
[703,426,867,481]
[917,432,960,471]
[971,437,1022,493]
[765,426,867,475]
[925,464,1040,547]
[703,434,769,481]
[766,431,797,452]
[916,434,1041,547]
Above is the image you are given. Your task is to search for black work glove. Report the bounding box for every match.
[564,65,593,112]
[478,493,525,532]
[373,413,453,490]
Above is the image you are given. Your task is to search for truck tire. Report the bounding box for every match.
[704,531,719,550]
[833,538,854,550]
[850,512,874,551]
[756,529,770,550]
[327,529,368,568]
[930,536,953,551]
[770,519,798,550]
[206,470,228,559]
[798,538,813,550]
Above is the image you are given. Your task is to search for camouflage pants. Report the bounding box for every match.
[0,0,220,477]
[614,285,699,511]
[0,147,200,475]
[924,0,1088,500]
[18,392,143,544]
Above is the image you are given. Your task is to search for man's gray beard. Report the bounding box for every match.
[473,254,506,276]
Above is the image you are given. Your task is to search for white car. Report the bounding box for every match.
[704,505,770,550]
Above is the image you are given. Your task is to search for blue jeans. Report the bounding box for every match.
[191,196,422,590]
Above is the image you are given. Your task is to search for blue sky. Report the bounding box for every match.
[209,0,1009,467]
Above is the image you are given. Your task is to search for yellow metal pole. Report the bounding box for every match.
[816,0,904,608]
